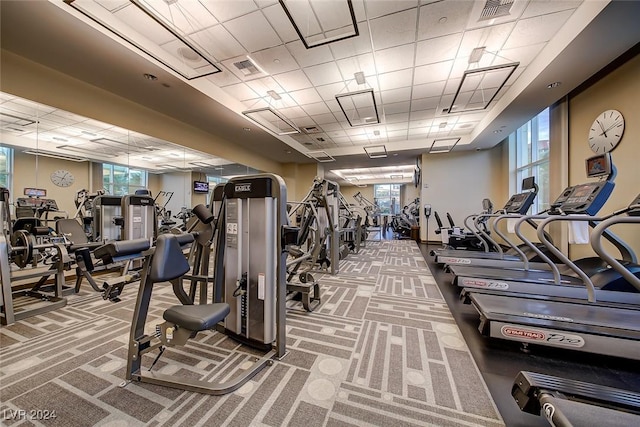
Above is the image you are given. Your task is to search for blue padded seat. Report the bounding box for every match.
[163,304,230,331]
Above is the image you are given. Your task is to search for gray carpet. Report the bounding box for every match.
[0,240,504,426]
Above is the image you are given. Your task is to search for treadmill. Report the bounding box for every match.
[449,153,638,293]
[463,194,640,360]
[432,176,539,265]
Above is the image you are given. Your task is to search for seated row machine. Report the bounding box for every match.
[124,174,295,395]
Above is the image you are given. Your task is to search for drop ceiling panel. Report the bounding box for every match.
[369,9,418,50]
[223,83,260,101]
[289,88,322,105]
[273,70,313,92]
[502,9,576,50]
[316,82,349,101]
[336,53,377,79]
[414,61,454,85]
[418,1,474,40]
[374,44,416,74]
[286,40,334,67]
[224,11,281,52]
[304,62,344,86]
[202,0,258,22]
[328,21,373,59]
[262,2,300,43]
[381,87,413,105]
[415,33,462,67]
[249,45,299,75]
[458,22,515,59]
[301,102,331,116]
[365,0,419,19]
[377,69,414,91]
[521,0,583,19]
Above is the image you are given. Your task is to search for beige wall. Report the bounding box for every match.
[568,52,640,260]
[281,163,319,202]
[420,144,508,242]
[12,151,91,218]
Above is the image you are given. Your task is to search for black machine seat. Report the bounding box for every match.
[152,233,231,331]
[56,218,102,251]
[164,304,230,331]
[94,238,151,261]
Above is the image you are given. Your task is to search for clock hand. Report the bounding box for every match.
[596,120,608,138]
[602,120,621,134]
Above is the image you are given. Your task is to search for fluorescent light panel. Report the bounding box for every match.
[336,88,379,127]
[66,0,221,80]
[279,0,358,49]
[448,62,519,113]
[243,107,300,135]
[23,149,88,162]
[307,151,335,162]
[364,145,387,159]
[430,138,460,154]
[0,112,37,126]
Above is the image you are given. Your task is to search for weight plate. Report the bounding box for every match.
[11,229,34,268]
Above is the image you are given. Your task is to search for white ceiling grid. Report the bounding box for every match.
[77,0,581,155]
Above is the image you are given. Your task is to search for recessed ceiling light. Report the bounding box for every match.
[393,153,398,156]
[438,17,447,24]
[143,73,158,81]
[439,122,447,128]
[493,129,503,133]
[547,81,562,89]
[243,127,251,132]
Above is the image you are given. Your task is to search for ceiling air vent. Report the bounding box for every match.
[233,59,260,76]
[317,137,325,142]
[479,0,514,21]
[303,126,321,134]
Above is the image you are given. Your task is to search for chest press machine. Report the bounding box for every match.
[124,174,297,395]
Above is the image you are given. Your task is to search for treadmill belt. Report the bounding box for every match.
[451,265,583,286]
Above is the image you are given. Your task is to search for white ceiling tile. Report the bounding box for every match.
[278,106,307,118]
[370,9,417,50]
[244,76,283,97]
[458,22,515,59]
[316,82,348,101]
[383,101,411,115]
[224,83,259,101]
[289,88,322,104]
[332,136,351,144]
[273,69,312,92]
[325,129,347,138]
[329,21,373,59]
[320,122,344,132]
[385,122,408,131]
[345,128,365,136]
[301,102,331,116]
[415,33,461,66]
[114,4,173,45]
[410,108,436,121]
[324,99,344,112]
[375,44,415,74]
[417,1,473,40]
[408,127,429,136]
[350,134,369,142]
[444,77,461,95]
[202,0,257,22]
[336,53,377,80]
[255,0,278,7]
[499,43,545,68]
[206,66,241,87]
[292,116,316,127]
[365,1,418,19]
[411,96,439,112]
[242,98,268,109]
[383,112,409,124]
[311,113,338,125]
[304,62,344,86]
[521,0,582,19]
[502,10,574,50]
[378,69,414,91]
[286,40,334,67]
[190,24,246,62]
[249,45,298,74]
[262,3,300,43]
[412,80,446,99]
[413,61,453,85]
[224,11,281,52]
[381,87,412,105]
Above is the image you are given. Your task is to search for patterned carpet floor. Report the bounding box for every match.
[0,240,503,426]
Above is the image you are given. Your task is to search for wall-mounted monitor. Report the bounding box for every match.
[586,153,612,178]
[24,187,47,197]
[193,181,210,194]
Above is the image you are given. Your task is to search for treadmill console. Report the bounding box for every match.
[554,182,614,215]
[503,192,536,214]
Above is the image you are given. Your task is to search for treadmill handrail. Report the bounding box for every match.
[536,216,599,303]
[514,215,561,283]
[492,214,529,265]
[591,216,640,291]
[472,212,507,254]
[463,213,491,252]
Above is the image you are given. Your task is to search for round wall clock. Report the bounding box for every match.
[50,169,75,187]
[588,109,624,153]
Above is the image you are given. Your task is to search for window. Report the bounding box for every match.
[0,147,13,191]
[103,163,148,195]
[374,184,400,215]
[514,108,550,213]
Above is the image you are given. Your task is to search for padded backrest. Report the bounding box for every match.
[56,218,89,244]
[150,234,190,283]
[446,213,455,227]
[434,211,443,228]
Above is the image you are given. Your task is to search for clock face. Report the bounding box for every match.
[50,169,75,187]
[588,109,624,153]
